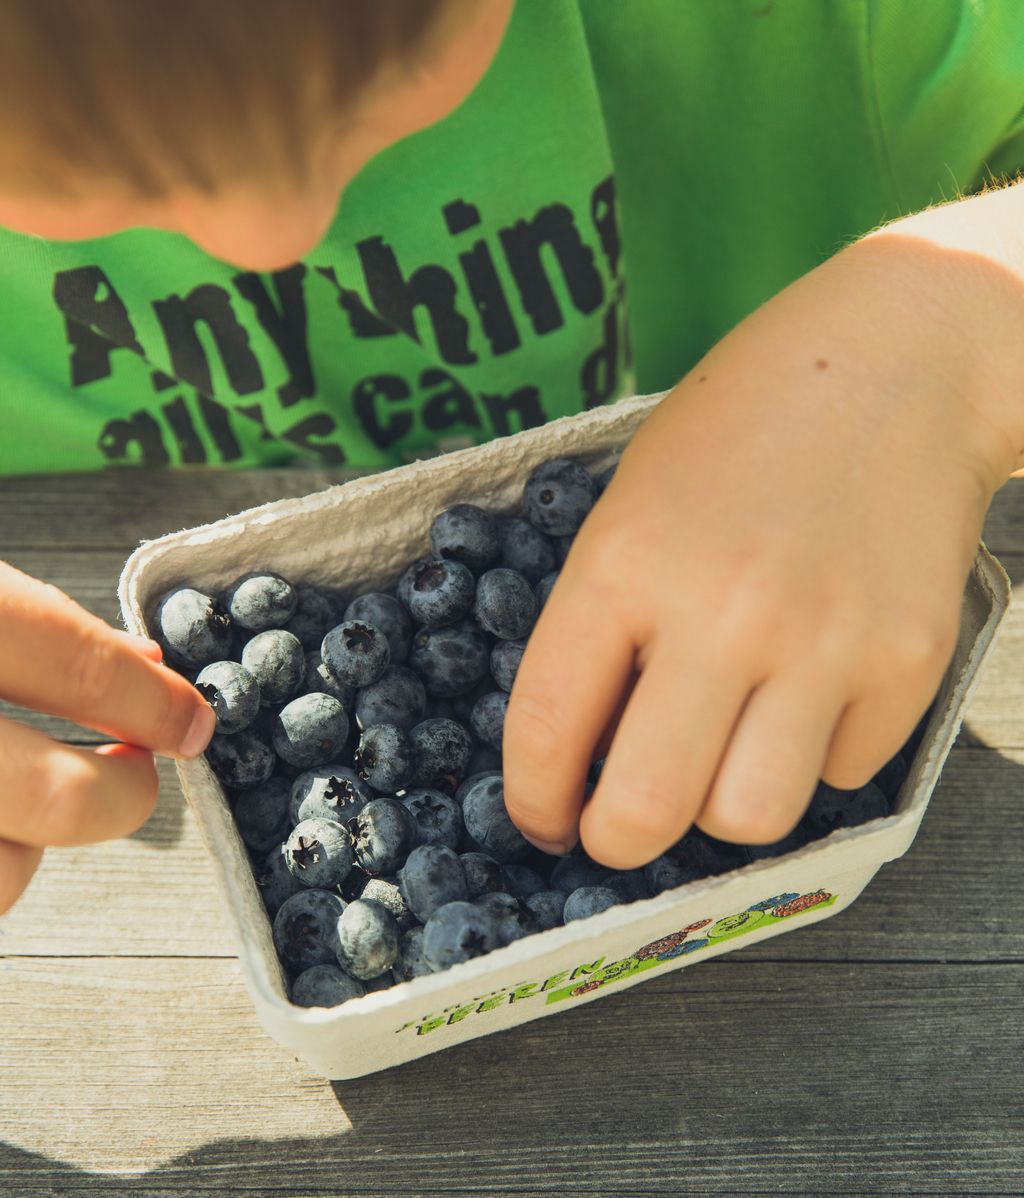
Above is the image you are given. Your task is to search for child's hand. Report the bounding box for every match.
[0,562,216,913]
[502,234,1017,867]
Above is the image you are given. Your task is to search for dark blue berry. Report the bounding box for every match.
[355,665,426,732]
[352,798,419,876]
[291,765,374,825]
[746,829,810,861]
[344,593,413,664]
[290,963,365,1007]
[643,854,704,895]
[593,462,618,495]
[603,869,651,903]
[523,457,596,536]
[355,723,414,792]
[473,568,537,640]
[231,775,291,854]
[423,901,502,971]
[553,535,575,566]
[255,843,303,918]
[409,620,490,698]
[155,586,233,669]
[800,781,889,838]
[409,717,473,790]
[455,770,503,804]
[549,853,612,894]
[469,691,508,752]
[501,863,546,898]
[459,851,506,898]
[205,728,276,790]
[402,788,464,849]
[474,891,540,945]
[194,660,260,734]
[272,692,349,768]
[392,926,432,983]
[220,571,297,632]
[284,818,354,889]
[336,898,400,980]
[241,629,305,707]
[534,571,559,610]
[496,517,557,585]
[272,888,345,974]
[461,775,531,864]
[490,639,526,692]
[524,890,566,930]
[430,504,501,572]
[873,751,909,803]
[322,620,391,688]
[397,844,469,922]
[465,744,503,776]
[563,886,620,922]
[406,557,476,628]
[303,650,356,708]
[284,585,345,651]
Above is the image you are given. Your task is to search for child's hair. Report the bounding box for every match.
[0,0,456,199]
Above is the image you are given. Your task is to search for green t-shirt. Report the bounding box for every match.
[1,0,1023,475]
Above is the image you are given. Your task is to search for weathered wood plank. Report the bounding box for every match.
[0,958,1020,1191]
[0,749,1020,962]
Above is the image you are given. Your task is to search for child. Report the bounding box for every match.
[0,0,1022,914]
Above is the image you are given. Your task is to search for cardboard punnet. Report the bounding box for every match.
[118,390,1011,1079]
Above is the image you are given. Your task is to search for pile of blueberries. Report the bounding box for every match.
[152,454,920,1009]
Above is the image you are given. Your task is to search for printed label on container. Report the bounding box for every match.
[396,887,836,1036]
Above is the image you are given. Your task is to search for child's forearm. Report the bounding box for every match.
[846,177,1024,486]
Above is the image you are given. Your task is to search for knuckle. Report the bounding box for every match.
[590,781,683,852]
[66,624,120,711]
[877,613,958,675]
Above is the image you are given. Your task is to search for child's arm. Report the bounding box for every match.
[0,562,215,913]
[503,178,1024,866]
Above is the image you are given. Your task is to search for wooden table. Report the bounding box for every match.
[0,466,1021,1197]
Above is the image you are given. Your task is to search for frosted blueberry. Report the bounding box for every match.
[461,775,531,864]
[563,886,620,923]
[194,659,260,734]
[523,457,596,536]
[429,504,501,572]
[397,844,469,923]
[272,888,346,974]
[322,620,391,688]
[290,963,365,1008]
[344,593,413,664]
[336,898,400,980]
[220,571,297,632]
[406,557,476,629]
[284,817,354,889]
[354,723,414,792]
[423,901,503,971]
[154,586,233,669]
[355,665,427,732]
[272,692,350,768]
[473,568,537,641]
[241,628,305,707]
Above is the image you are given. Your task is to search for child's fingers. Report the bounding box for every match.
[0,562,214,760]
[0,720,159,848]
[0,838,44,915]
[579,645,754,869]
[502,589,635,854]
[695,668,847,845]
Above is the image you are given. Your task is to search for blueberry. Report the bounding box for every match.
[474,891,540,945]
[687,829,751,875]
[344,593,413,665]
[462,775,531,864]
[459,851,506,898]
[445,676,495,725]
[524,890,566,931]
[465,744,503,776]
[402,788,464,850]
[429,504,501,572]
[194,660,261,735]
[154,586,233,669]
[496,517,558,585]
[284,818,354,889]
[335,898,400,980]
[490,639,526,692]
[355,665,427,732]
[665,832,724,880]
[271,692,349,768]
[220,571,298,632]
[397,844,469,922]
[523,457,596,536]
[603,869,651,904]
[501,863,546,899]
[354,723,414,792]
[534,571,559,610]
[552,535,575,566]
[291,764,375,825]
[423,901,503,971]
[873,751,909,803]
[473,568,537,641]
[593,462,618,495]
[549,853,612,895]
[409,717,473,790]
[455,770,503,805]
[290,963,365,1008]
[392,926,432,983]
[563,886,620,923]
[396,556,432,612]
[746,829,810,860]
[643,854,704,895]
[409,620,490,698]
[469,691,508,753]
[231,775,291,854]
[283,584,345,650]
[352,798,419,876]
[205,728,276,790]
[363,971,395,994]
[272,888,346,974]
[241,628,305,707]
[303,650,356,708]
[322,620,391,688]
[254,842,304,918]
[360,877,417,932]
[800,780,889,838]
[405,557,476,628]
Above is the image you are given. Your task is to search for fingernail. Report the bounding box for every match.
[177,704,217,759]
[524,834,570,857]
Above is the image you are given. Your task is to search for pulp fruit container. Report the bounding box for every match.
[117,390,1011,1079]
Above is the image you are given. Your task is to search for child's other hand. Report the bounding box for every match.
[503,237,1012,866]
[0,562,216,913]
